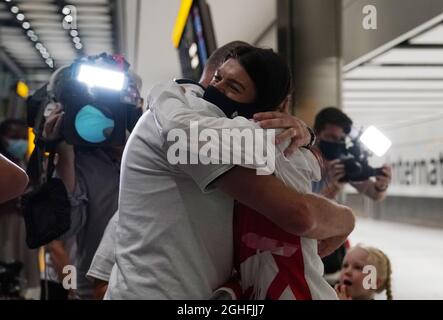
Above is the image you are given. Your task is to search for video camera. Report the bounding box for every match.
[27,53,143,147]
[318,132,384,182]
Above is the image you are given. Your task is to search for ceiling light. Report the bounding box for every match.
[16,13,25,21]
[73,37,81,44]
[70,30,78,37]
[30,35,38,42]
[75,43,83,50]
[35,43,43,50]
[64,15,73,23]
[26,30,34,37]
[22,22,31,29]
[62,7,71,15]
[11,6,19,14]
[42,52,50,59]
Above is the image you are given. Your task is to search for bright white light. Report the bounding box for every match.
[359,126,392,157]
[188,43,198,58]
[11,6,19,14]
[75,43,83,50]
[70,30,78,37]
[73,37,81,44]
[62,7,71,15]
[191,56,199,70]
[46,59,54,68]
[22,22,30,29]
[30,35,38,42]
[42,52,50,59]
[64,15,73,23]
[16,13,25,21]
[27,30,34,37]
[77,64,125,91]
[35,43,43,50]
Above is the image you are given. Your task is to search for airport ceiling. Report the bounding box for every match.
[0,0,117,88]
[2,0,442,132]
[343,22,443,131]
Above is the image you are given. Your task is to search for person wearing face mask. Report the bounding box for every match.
[203,47,347,300]
[106,44,354,300]
[312,107,392,285]
[0,119,40,298]
[0,119,29,165]
[35,61,143,299]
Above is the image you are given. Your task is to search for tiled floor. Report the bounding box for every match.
[349,217,443,300]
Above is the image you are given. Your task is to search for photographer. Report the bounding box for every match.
[312,107,392,282]
[313,107,392,201]
[31,54,143,299]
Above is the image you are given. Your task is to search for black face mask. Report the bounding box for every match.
[318,140,347,160]
[203,85,260,119]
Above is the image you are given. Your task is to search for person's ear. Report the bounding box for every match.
[277,95,291,113]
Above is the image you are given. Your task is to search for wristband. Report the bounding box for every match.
[304,126,316,148]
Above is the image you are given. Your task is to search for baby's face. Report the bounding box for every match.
[339,247,376,299]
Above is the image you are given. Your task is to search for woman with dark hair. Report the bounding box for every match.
[204,46,341,300]
[204,45,292,117]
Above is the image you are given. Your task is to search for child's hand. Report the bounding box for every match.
[335,284,352,300]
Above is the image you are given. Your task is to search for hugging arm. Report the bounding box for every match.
[216,166,355,240]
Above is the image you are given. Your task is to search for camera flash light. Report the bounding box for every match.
[359,126,392,157]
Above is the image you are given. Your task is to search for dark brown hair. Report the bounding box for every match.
[225,46,292,111]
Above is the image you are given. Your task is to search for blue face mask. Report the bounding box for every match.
[6,139,28,160]
[74,105,115,143]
